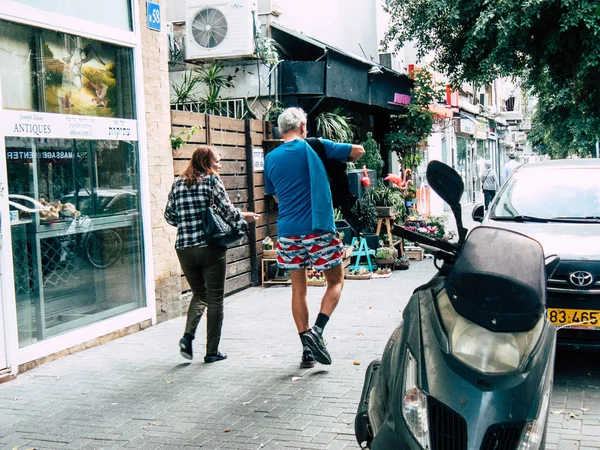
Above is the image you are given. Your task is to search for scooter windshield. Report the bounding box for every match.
[444,226,546,333]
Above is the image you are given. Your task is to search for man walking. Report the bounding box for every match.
[481,160,499,210]
[264,107,365,368]
[502,152,520,183]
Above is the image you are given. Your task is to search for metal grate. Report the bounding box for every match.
[480,422,524,450]
[428,397,467,450]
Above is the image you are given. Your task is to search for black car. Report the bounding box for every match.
[473,159,600,349]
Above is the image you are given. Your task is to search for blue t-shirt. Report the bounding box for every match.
[264,138,352,237]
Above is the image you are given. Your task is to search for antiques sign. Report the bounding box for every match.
[1,111,138,141]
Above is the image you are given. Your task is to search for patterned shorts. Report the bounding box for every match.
[276,232,344,271]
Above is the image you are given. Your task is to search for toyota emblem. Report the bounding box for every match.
[569,271,594,287]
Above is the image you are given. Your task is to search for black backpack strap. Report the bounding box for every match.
[305,138,359,232]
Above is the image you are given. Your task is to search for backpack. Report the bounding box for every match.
[305,137,359,233]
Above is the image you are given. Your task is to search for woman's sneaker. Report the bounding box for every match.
[179,336,193,360]
[301,350,316,368]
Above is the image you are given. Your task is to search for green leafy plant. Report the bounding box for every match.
[171,70,201,105]
[255,36,280,67]
[170,125,200,150]
[356,132,384,177]
[267,104,286,124]
[375,247,395,259]
[195,61,235,115]
[316,108,355,142]
[351,195,378,233]
[364,182,405,217]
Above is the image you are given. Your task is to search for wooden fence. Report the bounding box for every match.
[171,110,278,295]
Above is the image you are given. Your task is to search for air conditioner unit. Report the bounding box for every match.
[185,0,257,61]
[378,53,402,72]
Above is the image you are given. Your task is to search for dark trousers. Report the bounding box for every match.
[483,189,496,210]
[176,245,227,355]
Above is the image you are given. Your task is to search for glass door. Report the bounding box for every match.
[0,225,8,370]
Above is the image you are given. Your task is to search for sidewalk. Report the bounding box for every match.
[0,262,437,450]
[1,253,599,449]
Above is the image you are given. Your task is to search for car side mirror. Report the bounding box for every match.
[472,203,485,223]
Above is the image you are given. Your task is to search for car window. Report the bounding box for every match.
[491,168,600,219]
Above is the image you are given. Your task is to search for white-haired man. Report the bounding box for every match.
[264,107,365,368]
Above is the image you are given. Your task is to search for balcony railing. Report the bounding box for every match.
[171,98,249,120]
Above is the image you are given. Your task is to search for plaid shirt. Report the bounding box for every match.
[164,173,247,249]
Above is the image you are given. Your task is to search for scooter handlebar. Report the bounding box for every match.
[392,224,458,255]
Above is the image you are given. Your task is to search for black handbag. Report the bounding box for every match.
[202,175,244,247]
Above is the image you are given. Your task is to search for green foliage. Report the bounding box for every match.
[382,0,600,153]
[351,195,378,233]
[194,61,235,114]
[375,247,395,259]
[363,182,405,217]
[170,125,200,150]
[385,69,444,171]
[316,108,355,142]
[171,70,201,105]
[255,37,280,67]
[356,132,384,177]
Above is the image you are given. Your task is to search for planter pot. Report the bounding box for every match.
[346,168,377,198]
[272,126,282,139]
[345,272,372,280]
[375,258,395,265]
[362,233,380,252]
[307,278,326,286]
[375,206,396,217]
[394,263,410,270]
[405,200,413,207]
[335,220,353,246]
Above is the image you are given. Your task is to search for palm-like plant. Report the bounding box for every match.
[315,108,355,142]
[194,61,235,115]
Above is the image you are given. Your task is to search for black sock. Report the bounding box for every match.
[184,333,195,341]
[313,313,330,335]
[299,330,310,352]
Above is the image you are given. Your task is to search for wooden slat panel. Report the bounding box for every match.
[173,160,186,176]
[225,272,252,295]
[253,173,264,187]
[226,259,252,278]
[171,110,207,127]
[171,127,207,144]
[211,146,246,160]
[250,119,263,133]
[255,199,265,213]
[219,161,247,175]
[210,115,246,132]
[210,130,246,146]
[254,186,265,199]
[251,134,265,146]
[228,189,248,204]
[227,245,251,263]
[221,175,247,190]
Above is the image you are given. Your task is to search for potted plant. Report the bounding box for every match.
[352,196,379,251]
[315,108,354,142]
[365,182,405,217]
[334,208,353,246]
[345,267,372,280]
[372,267,392,278]
[394,253,410,270]
[267,104,285,139]
[374,247,395,265]
[307,269,326,286]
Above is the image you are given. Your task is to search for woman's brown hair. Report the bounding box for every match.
[181,145,219,188]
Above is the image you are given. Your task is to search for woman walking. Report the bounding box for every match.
[165,146,260,362]
[481,160,499,210]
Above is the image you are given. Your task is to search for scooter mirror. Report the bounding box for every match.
[472,203,485,223]
[426,161,464,208]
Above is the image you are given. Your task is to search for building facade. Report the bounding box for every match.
[0,0,180,378]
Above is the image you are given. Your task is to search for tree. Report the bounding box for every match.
[385,68,444,170]
[383,0,600,155]
[356,132,384,177]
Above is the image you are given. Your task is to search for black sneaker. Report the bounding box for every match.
[204,351,227,363]
[301,328,332,365]
[179,336,193,360]
[301,350,316,369]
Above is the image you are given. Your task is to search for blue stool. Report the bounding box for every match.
[350,237,376,272]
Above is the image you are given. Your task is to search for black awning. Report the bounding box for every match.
[271,24,413,115]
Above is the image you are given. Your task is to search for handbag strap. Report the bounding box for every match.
[208,174,216,208]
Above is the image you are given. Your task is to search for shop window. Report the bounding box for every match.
[11,0,132,31]
[7,138,145,347]
[0,20,135,119]
[1,19,144,347]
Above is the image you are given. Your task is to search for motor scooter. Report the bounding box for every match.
[355,161,558,450]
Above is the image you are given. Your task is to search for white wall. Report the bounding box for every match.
[167,0,379,60]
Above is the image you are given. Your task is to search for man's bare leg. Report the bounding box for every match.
[290,268,309,332]
[320,263,345,317]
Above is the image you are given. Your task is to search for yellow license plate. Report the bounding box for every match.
[548,308,600,327]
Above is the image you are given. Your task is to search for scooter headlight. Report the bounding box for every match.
[437,289,544,374]
[517,387,551,450]
[402,347,430,449]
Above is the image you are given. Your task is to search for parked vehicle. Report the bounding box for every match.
[355,161,558,450]
[472,159,600,349]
